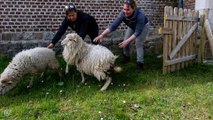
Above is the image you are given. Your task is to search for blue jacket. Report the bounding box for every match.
[108,8,148,37]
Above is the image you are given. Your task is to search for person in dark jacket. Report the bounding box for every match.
[93,0,149,72]
[47,3,99,48]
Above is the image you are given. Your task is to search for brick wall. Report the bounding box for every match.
[0,0,176,56]
[0,0,176,33]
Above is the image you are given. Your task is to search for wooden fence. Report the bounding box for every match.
[161,6,199,74]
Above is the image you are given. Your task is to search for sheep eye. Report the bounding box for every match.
[1,80,7,83]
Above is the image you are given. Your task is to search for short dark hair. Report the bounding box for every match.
[65,3,77,15]
[124,0,137,9]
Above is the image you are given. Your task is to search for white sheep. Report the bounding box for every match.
[0,47,60,95]
[61,33,117,91]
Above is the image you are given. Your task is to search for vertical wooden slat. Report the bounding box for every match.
[168,6,173,73]
[171,7,178,72]
[195,11,199,60]
[191,10,198,64]
[188,9,193,65]
[198,15,205,63]
[181,9,188,68]
[191,10,194,64]
[177,8,183,70]
[186,9,190,67]
[163,6,169,74]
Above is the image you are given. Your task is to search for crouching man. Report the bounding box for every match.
[48,3,99,48]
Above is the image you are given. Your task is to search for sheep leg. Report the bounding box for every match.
[40,72,44,78]
[65,63,69,74]
[80,72,85,83]
[100,77,111,91]
[58,68,63,80]
[27,77,34,88]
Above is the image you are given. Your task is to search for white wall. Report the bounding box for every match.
[195,0,213,18]
[195,0,207,11]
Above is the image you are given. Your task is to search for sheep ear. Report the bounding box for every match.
[73,36,78,42]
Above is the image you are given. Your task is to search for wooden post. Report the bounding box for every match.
[204,19,213,56]
[192,11,199,64]
[198,9,209,63]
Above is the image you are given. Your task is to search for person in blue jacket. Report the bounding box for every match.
[48,3,99,48]
[93,0,149,72]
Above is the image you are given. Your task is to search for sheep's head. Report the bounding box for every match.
[61,33,84,64]
[61,33,82,48]
[62,33,83,54]
[0,73,14,96]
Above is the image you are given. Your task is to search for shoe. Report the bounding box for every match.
[136,62,144,72]
[122,55,130,64]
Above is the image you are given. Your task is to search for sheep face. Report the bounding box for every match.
[0,73,14,96]
[61,33,79,47]
[61,33,82,64]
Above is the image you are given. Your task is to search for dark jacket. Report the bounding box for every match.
[51,11,98,45]
[108,8,148,37]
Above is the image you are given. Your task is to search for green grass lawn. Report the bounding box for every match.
[0,54,212,120]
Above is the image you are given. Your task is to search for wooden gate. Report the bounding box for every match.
[161,6,199,74]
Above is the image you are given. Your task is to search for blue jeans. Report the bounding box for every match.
[123,24,149,63]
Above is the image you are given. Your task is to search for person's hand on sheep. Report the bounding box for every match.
[119,39,131,48]
[93,28,111,43]
[93,34,104,43]
[47,43,54,48]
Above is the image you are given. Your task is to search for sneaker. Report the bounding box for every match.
[122,55,130,64]
[136,62,144,72]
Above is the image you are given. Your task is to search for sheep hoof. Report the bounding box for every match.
[100,78,111,91]
[114,66,123,73]
[100,88,107,91]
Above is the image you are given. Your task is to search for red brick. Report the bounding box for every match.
[1,0,190,32]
